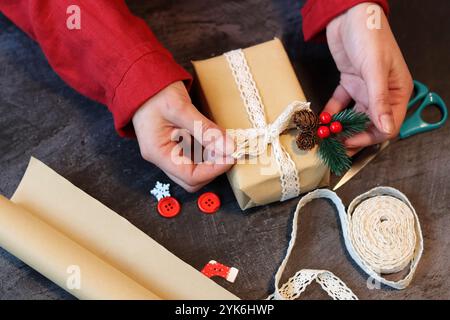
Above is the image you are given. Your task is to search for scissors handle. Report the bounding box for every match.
[408,80,429,110]
[400,92,448,139]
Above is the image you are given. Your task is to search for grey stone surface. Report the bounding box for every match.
[0,0,449,299]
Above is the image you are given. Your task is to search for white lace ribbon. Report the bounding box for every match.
[225,49,309,201]
[270,187,423,300]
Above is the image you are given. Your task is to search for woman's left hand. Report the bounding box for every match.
[324,3,413,153]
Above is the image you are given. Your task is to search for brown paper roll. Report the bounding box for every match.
[0,157,239,300]
[0,196,158,300]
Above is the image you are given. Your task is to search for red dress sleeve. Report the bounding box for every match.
[0,0,192,137]
[301,0,389,41]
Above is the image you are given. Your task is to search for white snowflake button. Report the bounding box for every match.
[150,181,171,201]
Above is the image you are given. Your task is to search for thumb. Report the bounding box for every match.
[363,60,395,136]
[165,102,235,157]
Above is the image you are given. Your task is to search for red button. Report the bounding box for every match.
[157,197,181,218]
[198,192,221,214]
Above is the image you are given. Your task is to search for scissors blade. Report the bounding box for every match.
[333,141,390,191]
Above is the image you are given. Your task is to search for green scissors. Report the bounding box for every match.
[333,80,448,190]
[400,80,448,138]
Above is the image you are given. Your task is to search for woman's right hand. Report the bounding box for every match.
[132,81,234,192]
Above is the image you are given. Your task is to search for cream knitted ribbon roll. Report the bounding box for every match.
[224,49,310,201]
[270,187,423,300]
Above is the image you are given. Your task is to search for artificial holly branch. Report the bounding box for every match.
[293,108,370,176]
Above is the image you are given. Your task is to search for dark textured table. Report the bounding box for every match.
[0,0,449,300]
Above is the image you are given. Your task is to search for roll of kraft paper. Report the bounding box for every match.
[0,157,238,300]
[0,196,158,300]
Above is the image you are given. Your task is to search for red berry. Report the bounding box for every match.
[319,112,332,124]
[330,121,343,134]
[317,126,330,139]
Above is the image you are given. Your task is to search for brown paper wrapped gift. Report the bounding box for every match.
[192,38,329,210]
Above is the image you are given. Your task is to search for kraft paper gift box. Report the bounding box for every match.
[192,38,330,210]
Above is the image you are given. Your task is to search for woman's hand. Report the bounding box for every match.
[132,81,234,192]
[324,2,413,152]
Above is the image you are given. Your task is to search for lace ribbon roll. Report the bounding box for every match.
[346,187,424,289]
[270,187,423,300]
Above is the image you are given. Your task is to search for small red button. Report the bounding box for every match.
[198,192,221,214]
[157,197,181,218]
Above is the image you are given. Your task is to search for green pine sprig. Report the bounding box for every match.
[317,108,370,175]
[318,137,352,176]
[332,108,370,138]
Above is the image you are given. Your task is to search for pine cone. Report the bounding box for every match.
[293,109,319,133]
[296,131,317,151]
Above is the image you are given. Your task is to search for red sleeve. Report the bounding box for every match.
[301,0,389,41]
[0,0,192,137]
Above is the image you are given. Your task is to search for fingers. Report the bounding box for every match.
[149,136,233,192]
[161,103,235,190]
[346,57,412,149]
[162,157,232,193]
[362,58,395,138]
[324,83,383,150]
[346,146,363,157]
[323,84,352,114]
[165,172,213,193]
[344,125,389,148]
[143,147,232,193]
[164,102,235,157]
